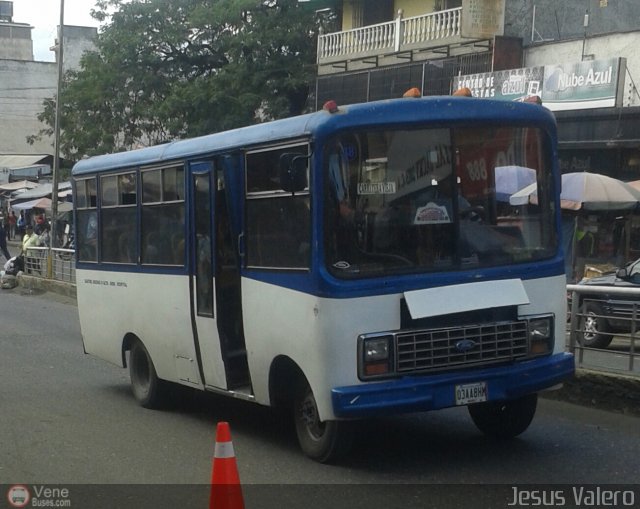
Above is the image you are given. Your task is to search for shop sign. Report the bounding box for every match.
[453,58,626,111]
[542,58,625,111]
[453,67,544,100]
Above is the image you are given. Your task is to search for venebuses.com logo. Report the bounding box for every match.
[6,485,30,508]
[6,484,71,507]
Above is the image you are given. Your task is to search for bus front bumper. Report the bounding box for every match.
[331,353,574,419]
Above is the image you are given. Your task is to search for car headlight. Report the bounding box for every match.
[528,316,554,356]
[361,336,392,378]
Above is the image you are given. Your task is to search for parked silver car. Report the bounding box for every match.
[575,258,640,348]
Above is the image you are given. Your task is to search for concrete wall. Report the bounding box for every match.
[398,0,438,19]
[0,23,33,61]
[0,59,57,153]
[506,0,640,47]
[0,25,96,157]
[524,30,640,107]
[60,26,97,70]
[341,0,437,30]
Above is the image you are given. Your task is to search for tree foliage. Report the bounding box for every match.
[29,0,333,161]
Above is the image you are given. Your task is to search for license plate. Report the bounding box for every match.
[455,382,488,405]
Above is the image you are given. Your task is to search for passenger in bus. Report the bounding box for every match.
[144,232,171,264]
[118,232,135,263]
[172,233,185,265]
[81,211,98,261]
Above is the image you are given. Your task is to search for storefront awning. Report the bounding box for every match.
[0,154,51,169]
[0,180,39,192]
[11,197,52,211]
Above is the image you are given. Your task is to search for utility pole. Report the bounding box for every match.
[51,0,64,253]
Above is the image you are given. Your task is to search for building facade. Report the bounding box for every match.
[315,0,640,170]
[0,1,96,158]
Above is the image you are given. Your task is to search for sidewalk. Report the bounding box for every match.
[4,237,77,298]
[543,369,640,416]
[5,237,20,257]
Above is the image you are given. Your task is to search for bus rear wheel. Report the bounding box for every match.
[293,382,353,463]
[129,340,167,409]
[468,393,537,439]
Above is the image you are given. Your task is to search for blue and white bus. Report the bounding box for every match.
[72,95,574,462]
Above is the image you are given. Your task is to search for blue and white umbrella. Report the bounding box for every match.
[510,172,640,210]
[494,165,537,202]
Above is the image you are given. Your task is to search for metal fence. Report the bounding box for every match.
[24,246,76,285]
[566,284,640,377]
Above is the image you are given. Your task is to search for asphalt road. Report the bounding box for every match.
[1,288,639,508]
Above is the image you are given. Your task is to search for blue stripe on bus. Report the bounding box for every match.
[241,256,565,298]
[77,255,564,299]
[331,352,574,418]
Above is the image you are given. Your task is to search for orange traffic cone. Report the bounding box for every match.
[209,422,245,509]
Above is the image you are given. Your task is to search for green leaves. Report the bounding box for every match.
[33,0,327,161]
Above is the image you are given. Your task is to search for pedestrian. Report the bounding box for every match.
[21,224,39,255]
[21,224,41,274]
[0,223,11,261]
[2,213,9,241]
[17,211,25,238]
[8,211,17,240]
[35,212,46,234]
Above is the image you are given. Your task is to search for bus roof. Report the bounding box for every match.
[72,96,556,176]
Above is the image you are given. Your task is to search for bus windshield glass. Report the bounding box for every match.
[324,126,557,278]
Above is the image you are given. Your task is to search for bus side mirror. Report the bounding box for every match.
[279,153,308,193]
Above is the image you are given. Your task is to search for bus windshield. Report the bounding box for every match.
[324,126,557,278]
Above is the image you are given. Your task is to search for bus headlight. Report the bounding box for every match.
[528,316,553,356]
[362,336,391,377]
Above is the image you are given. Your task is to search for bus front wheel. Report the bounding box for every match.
[129,340,167,409]
[468,393,537,439]
[293,383,353,463]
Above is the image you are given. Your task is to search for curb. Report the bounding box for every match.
[17,273,77,299]
[541,369,640,417]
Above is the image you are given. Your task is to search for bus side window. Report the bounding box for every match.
[141,166,185,266]
[245,145,310,270]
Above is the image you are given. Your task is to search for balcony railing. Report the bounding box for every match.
[318,8,462,66]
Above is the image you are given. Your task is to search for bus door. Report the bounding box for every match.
[188,161,250,391]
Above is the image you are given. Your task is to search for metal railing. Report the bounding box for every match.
[317,8,462,65]
[24,246,76,285]
[566,284,639,377]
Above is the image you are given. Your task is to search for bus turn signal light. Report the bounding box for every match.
[364,362,389,376]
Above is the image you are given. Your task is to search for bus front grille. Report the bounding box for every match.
[395,321,529,374]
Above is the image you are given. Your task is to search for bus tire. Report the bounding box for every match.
[129,340,166,409]
[580,303,613,349]
[468,393,537,439]
[293,382,353,463]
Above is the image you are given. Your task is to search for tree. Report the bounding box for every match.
[29,0,335,161]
